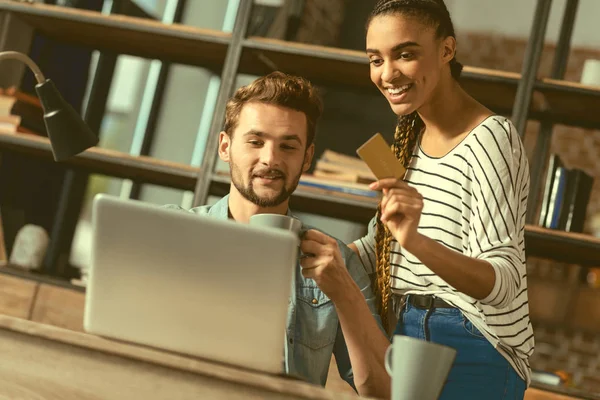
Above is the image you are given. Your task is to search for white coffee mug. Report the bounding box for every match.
[385,335,457,400]
[249,213,303,236]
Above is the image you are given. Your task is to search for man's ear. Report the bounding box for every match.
[218,131,231,162]
[441,36,456,64]
[302,143,315,173]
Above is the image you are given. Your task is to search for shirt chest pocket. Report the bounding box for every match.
[295,286,338,350]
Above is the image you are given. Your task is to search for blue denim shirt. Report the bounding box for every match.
[164,195,383,388]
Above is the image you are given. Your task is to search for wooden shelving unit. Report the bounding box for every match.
[239,37,600,129]
[525,225,600,265]
[535,78,600,129]
[0,0,231,70]
[1,0,600,273]
[0,131,198,190]
[2,1,599,128]
[4,130,600,266]
[210,173,380,223]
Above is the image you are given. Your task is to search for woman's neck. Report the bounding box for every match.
[417,75,487,140]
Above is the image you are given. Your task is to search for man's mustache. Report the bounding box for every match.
[252,168,285,179]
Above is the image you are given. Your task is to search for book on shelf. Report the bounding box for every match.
[299,174,379,199]
[538,154,594,233]
[538,154,561,227]
[0,93,19,133]
[299,149,381,200]
[0,87,44,135]
[559,168,594,232]
[314,149,376,183]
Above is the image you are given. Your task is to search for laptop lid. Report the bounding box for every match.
[84,194,297,374]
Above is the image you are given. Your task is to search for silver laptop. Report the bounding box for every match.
[84,194,297,374]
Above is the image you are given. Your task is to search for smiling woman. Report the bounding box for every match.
[351,1,534,399]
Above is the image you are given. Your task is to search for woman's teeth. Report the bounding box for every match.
[387,84,411,95]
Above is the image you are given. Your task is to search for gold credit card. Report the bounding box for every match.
[356,133,406,180]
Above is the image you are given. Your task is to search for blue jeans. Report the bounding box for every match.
[394,299,526,400]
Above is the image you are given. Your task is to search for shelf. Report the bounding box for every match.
[240,37,523,110]
[240,37,600,129]
[525,225,600,266]
[241,37,523,98]
[210,173,379,223]
[213,170,600,264]
[536,78,600,129]
[0,131,198,190]
[3,2,599,127]
[241,37,372,89]
[3,131,600,263]
[1,1,600,267]
[0,0,230,69]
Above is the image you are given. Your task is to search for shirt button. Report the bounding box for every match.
[312,298,318,304]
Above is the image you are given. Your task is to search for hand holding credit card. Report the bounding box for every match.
[356,133,406,180]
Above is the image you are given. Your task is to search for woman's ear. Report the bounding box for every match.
[441,36,456,64]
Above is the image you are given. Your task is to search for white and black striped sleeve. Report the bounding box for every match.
[353,216,378,275]
[466,119,528,309]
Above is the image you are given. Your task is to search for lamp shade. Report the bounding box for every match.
[35,79,98,161]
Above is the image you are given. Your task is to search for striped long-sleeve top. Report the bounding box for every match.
[354,115,534,384]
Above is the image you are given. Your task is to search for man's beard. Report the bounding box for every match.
[230,161,302,208]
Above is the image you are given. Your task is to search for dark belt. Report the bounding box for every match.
[407,294,453,309]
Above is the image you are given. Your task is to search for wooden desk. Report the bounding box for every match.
[0,270,591,399]
[0,315,360,399]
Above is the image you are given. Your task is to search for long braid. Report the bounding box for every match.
[374,112,422,331]
[368,0,459,331]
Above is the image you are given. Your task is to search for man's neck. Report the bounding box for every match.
[227,185,289,223]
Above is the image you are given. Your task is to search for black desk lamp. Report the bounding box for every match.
[0,50,99,264]
[0,50,99,160]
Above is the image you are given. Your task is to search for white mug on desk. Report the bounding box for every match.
[385,335,457,400]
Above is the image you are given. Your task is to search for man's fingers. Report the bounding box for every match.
[300,239,323,256]
[299,255,321,270]
[303,229,335,245]
[301,265,318,279]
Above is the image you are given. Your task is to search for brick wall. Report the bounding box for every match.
[457,32,600,394]
[294,0,346,46]
[527,257,600,393]
[530,324,600,392]
[456,32,600,234]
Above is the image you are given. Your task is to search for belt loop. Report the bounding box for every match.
[423,306,435,341]
[393,295,407,318]
[399,294,408,313]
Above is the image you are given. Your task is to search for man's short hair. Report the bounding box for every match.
[223,71,323,147]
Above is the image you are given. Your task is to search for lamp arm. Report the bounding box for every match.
[0,51,46,84]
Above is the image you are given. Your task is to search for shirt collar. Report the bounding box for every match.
[208,194,296,220]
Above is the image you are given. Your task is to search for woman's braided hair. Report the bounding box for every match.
[367,0,463,330]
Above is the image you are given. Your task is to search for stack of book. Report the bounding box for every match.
[299,150,379,199]
[0,91,21,133]
[538,154,594,233]
[0,87,44,135]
